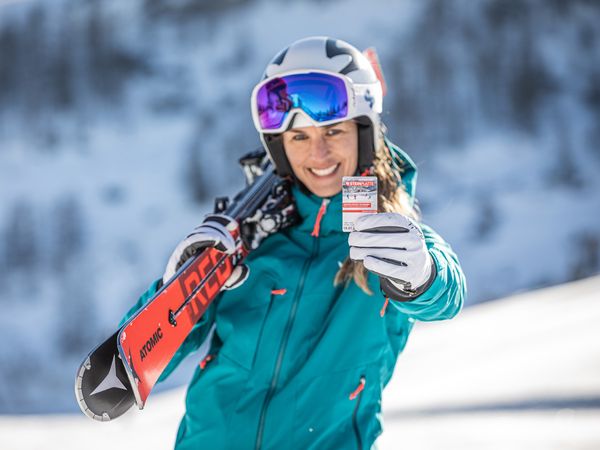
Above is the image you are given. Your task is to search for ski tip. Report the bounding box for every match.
[74,362,112,422]
[74,332,136,422]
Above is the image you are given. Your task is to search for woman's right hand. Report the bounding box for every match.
[162,214,249,290]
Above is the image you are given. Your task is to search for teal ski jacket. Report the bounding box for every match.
[123,141,466,450]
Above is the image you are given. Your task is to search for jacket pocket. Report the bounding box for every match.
[350,375,366,450]
[216,282,278,371]
[349,366,384,450]
[293,366,382,450]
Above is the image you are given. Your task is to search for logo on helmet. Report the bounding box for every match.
[364,89,375,109]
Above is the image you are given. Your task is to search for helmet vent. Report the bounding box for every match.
[325,38,360,75]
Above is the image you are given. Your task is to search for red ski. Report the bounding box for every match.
[118,234,246,409]
[75,151,298,421]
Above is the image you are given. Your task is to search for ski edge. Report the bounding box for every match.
[117,325,145,410]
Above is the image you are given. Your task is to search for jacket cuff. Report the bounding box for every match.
[379,258,437,302]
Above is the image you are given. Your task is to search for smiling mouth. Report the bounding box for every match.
[308,163,340,177]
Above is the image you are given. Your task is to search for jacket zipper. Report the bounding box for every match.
[351,376,366,450]
[254,237,320,450]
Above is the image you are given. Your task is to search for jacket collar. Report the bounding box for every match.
[292,185,343,237]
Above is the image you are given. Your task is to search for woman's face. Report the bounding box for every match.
[282,120,359,197]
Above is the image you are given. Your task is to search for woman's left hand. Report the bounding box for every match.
[348,213,435,295]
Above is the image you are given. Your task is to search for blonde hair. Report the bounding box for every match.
[334,132,419,295]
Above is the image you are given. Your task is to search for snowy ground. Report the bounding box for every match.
[378,274,600,450]
[1,276,598,449]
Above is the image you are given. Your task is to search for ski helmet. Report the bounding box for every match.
[251,36,383,178]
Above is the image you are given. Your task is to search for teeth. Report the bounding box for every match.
[310,164,338,176]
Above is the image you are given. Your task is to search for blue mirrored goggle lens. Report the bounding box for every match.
[256,73,348,130]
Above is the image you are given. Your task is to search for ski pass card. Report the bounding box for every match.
[342,176,378,232]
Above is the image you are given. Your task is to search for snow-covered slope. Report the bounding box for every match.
[1,276,598,450]
[379,274,600,450]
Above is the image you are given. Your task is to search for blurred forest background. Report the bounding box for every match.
[0,0,599,413]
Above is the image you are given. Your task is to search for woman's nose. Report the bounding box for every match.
[310,135,329,160]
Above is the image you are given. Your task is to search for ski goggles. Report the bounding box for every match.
[251,71,354,133]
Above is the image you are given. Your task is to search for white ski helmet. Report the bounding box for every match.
[251,36,383,178]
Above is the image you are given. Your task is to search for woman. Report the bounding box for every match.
[125,36,465,449]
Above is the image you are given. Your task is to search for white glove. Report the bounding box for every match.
[162,214,249,290]
[349,213,434,295]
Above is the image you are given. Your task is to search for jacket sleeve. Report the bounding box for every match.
[119,278,219,382]
[384,223,466,321]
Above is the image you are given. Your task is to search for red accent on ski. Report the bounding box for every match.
[117,226,248,408]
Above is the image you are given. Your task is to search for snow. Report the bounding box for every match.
[379,275,600,449]
[1,276,598,449]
